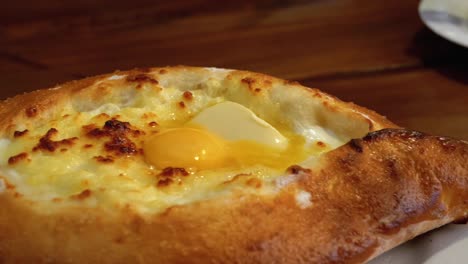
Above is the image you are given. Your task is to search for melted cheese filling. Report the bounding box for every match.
[0,74,348,214]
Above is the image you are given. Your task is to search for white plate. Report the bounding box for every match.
[369,224,468,264]
[419,0,468,48]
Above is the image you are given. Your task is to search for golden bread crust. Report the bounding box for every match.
[0,67,466,263]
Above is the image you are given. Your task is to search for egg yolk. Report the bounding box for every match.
[144,127,313,172]
[144,128,227,170]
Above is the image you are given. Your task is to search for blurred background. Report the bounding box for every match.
[0,0,467,139]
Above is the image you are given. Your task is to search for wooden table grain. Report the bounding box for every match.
[1,0,467,139]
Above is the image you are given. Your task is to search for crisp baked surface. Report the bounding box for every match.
[0,66,466,263]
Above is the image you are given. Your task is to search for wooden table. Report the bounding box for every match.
[1,0,467,139]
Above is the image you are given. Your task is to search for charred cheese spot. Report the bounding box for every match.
[241,77,262,94]
[316,141,326,148]
[33,128,78,152]
[286,165,311,175]
[13,130,28,138]
[8,152,28,165]
[126,74,158,84]
[183,91,193,100]
[241,77,255,86]
[105,136,139,156]
[86,119,143,156]
[156,167,190,187]
[25,106,38,118]
[71,189,92,200]
[159,167,190,177]
[94,155,114,163]
[157,178,173,187]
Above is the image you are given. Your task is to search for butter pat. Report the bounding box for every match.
[189,101,288,149]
